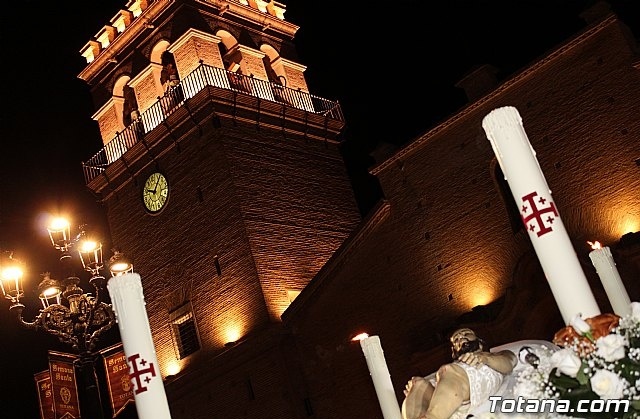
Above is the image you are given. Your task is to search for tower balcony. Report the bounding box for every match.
[81,63,344,185]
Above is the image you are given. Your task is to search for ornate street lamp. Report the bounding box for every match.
[0,216,133,419]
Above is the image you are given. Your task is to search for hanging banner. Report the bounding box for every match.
[101,343,135,417]
[34,370,55,419]
[48,351,81,419]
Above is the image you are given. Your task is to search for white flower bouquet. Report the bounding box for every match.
[512,302,640,419]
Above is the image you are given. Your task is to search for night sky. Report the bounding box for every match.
[1,1,638,417]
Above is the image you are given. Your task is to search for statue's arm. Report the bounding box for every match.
[479,350,517,375]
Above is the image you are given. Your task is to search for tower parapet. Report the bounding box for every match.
[79,0,288,71]
[78,0,343,187]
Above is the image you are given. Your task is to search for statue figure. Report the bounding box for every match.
[401,328,517,419]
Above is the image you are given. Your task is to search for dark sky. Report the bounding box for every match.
[1,0,638,417]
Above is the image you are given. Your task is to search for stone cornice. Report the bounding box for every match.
[199,0,299,38]
[78,0,175,83]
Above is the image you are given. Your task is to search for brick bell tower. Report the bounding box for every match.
[78,0,360,416]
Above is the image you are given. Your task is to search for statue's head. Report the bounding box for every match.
[450,327,486,359]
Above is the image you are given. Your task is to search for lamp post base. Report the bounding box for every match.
[76,353,105,419]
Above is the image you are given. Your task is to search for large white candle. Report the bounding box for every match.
[354,334,401,419]
[482,106,600,324]
[107,273,172,419]
[588,241,631,317]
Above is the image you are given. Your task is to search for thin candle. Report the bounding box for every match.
[588,241,631,317]
[352,333,401,419]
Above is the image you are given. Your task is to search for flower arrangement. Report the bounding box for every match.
[513,302,640,419]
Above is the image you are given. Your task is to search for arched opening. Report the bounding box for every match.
[122,85,139,125]
[159,50,184,114]
[113,75,131,131]
[160,51,180,92]
[259,43,285,86]
[216,30,241,71]
[150,41,184,115]
[150,40,171,97]
[260,43,288,103]
[113,75,140,128]
[111,75,143,155]
[216,30,251,92]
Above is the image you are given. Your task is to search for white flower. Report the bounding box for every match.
[630,301,640,321]
[590,369,625,399]
[513,377,542,400]
[570,313,591,334]
[550,348,582,377]
[595,334,626,362]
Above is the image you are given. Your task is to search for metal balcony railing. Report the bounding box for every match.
[82,63,344,184]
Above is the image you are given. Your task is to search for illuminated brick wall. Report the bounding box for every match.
[283,15,640,419]
[102,112,359,367]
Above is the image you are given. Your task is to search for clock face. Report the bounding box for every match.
[142,172,169,213]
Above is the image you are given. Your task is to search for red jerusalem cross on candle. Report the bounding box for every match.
[482,106,600,324]
[128,353,157,395]
[108,273,172,418]
[521,191,558,237]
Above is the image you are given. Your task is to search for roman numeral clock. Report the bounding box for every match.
[142,172,169,214]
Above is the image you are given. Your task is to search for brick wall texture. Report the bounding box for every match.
[86,6,640,419]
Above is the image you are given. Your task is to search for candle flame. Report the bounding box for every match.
[587,240,602,250]
[352,333,369,342]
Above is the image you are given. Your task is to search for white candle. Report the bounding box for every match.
[482,106,600,324]
[107,273,173,419]
[588,241,631,317]
[354,334,401,419]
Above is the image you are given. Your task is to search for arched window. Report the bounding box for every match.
[150,44,184,115]
[150,40,171,97]
[159,51,184,114]
[260,43,292,104]
[259,44,286,86]
[216,30,242,72]
[160,51,180,92]
[112,75,143,151]
[216,30,252,93]
[122,85,139,125]
[113,75,132,130]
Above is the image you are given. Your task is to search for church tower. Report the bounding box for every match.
[78,1,361,416]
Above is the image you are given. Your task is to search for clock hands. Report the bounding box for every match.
[143,173,168,213]
[153,175,161,193]
[146,175,162,195]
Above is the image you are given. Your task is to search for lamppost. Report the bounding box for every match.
[0,216,132,419]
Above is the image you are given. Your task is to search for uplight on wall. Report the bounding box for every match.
[223,323,242,346]
[618,214,639,238]
[165,360,181,377]
[469,286,495,308]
